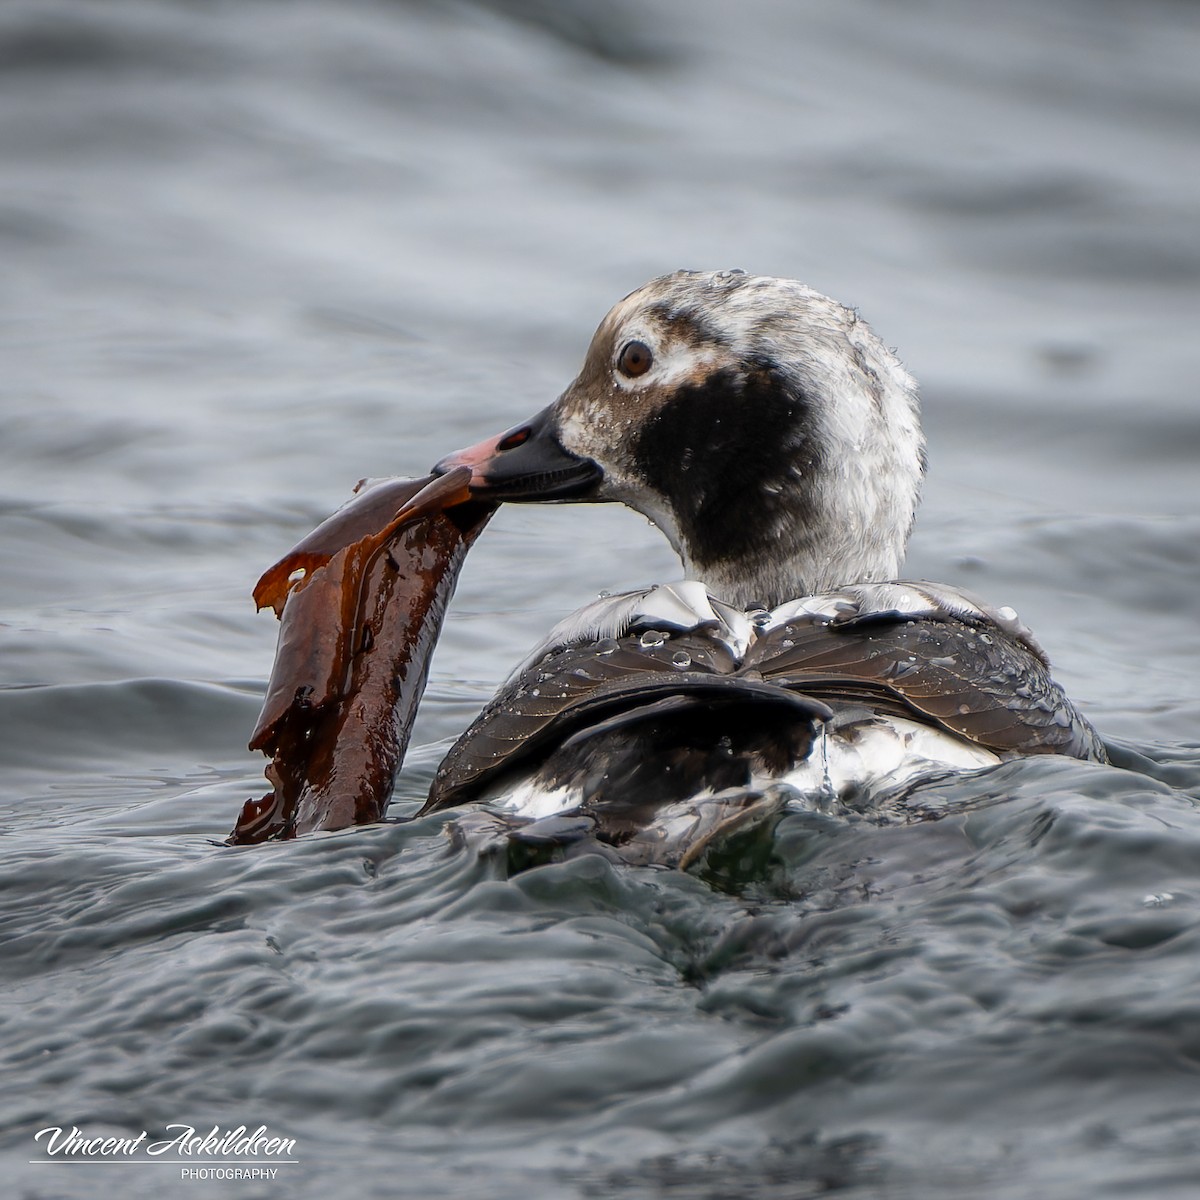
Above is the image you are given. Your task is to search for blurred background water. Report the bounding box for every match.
[2,1,1199,1197]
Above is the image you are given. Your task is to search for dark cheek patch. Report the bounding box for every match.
[628,365,819,568]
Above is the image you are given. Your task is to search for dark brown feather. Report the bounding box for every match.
[425,611,1105,814]
[423,631,830,812]
[747,618,1106,761]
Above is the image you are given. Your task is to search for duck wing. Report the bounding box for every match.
[420,628,830,814]
[422,580,1106,817]
[746,614,1107,763]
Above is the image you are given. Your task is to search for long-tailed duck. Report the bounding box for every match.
[416,270,1104,867]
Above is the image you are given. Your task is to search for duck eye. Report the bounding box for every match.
[617,340,653,378]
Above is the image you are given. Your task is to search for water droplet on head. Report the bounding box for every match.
[595,638,618,655]
[639,629,667,648]
[670,650,692,669]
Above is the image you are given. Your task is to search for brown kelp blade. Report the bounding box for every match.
[230,469,494,844]
[251,470,475,617]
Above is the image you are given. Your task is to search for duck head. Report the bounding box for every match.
[434,270,925,610]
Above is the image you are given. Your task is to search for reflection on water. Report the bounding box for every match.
[2,1,1199,1197]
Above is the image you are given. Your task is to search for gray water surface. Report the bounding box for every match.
[2,2,1199,1197]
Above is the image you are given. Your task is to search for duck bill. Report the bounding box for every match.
[433,403,603,502]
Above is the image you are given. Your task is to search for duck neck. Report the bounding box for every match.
[683,534,906,612]
[673,460,919,610]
